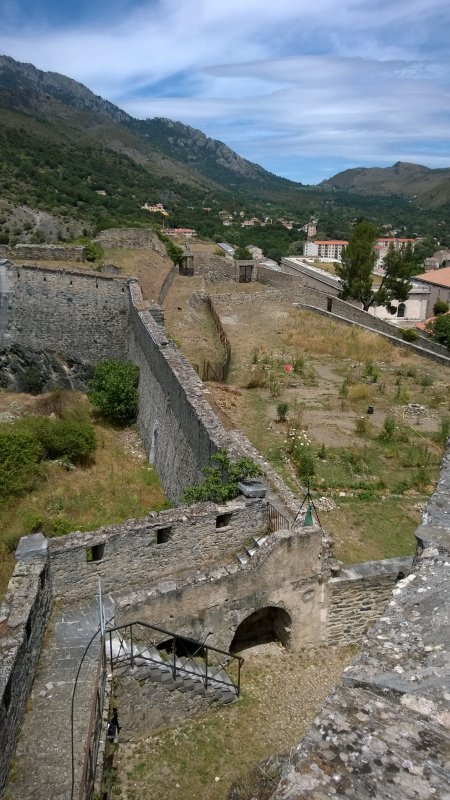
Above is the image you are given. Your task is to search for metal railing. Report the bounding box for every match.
[78,637,107,800]
[267,502,291,532]
[105,620,244,697]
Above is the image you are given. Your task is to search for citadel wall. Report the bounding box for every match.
[0,244,86,262]
[48,499,268,601]
[256,265,450,364]
[0,549,51,794]
[0,262,130,362]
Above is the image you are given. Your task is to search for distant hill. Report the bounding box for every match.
[323,162,450,209]
[0,55,297,197]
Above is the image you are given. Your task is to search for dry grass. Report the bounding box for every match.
[285,310,399,362]
[0,391,169,597]
[112,646,355,800]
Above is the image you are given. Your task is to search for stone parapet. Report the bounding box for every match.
[0,551,51,793]
[266,444,450,800]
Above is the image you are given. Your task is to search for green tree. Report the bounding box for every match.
[234,245,253,260]
[433,299,449,316]
[88,360,139,424]
[335,222,378,311]
[427,313,450,350]
[337,226,415,312]
[374,242,416,312]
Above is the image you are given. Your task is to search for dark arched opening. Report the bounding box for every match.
[397,302,406,318]
[230,606,292,654]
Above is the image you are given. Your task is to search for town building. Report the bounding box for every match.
[413,266,450,316]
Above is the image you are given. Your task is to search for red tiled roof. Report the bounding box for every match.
[414,266,450,288]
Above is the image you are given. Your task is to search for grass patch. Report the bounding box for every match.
[0,392,169,597]
[112,647,355,800]
[325,496,421,564]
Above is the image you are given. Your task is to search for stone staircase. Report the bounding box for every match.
[236,533,270,566]
[109,635,239,704]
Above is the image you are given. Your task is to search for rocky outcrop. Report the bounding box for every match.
[0,344,92,392]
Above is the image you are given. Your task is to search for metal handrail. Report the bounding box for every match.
[105,620,244,696]
[267,502,290,532]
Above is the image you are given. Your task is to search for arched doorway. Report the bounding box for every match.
[397,302,406,318]
[230,606,292,654]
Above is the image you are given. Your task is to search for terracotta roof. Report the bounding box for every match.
[416,310,450,331]
[414,266,450,288]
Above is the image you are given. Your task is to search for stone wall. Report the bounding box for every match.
[266,445,450,800]
[192,253,238,281]
[116,524,326,653]
[94,228,166,255]
[1,263,131,364]
[256,265,450,365]
[128,279,233,500]
[0,545,51,793]
[157,264,176,305]
[0,244,86,262]
[326,556,413,645]
[49,499,268,602]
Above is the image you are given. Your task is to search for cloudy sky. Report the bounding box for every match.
[1,0,449,184]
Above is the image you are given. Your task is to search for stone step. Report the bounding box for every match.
[237,552,250,565]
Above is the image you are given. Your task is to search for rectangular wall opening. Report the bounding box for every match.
[155,526,172,544]
[86,543,105,562]
[216,512,232,529]
[3,679,12,716]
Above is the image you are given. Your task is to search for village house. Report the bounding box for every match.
[413,266,450,316]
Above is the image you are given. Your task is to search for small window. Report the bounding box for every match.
[86,543,105,562]
[155,526,172,544]
[397,302,406,318]
[3,679,12,715]
[216,512,232,529]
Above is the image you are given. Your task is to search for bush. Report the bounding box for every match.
[401,328,418,342]
[182,449,263,504]
[88,360,139,424]
[0,426,43,499]
[28,418,96,465]
[276,402,289,422]
[433,299,449,316]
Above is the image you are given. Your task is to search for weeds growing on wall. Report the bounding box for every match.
[182,449,263,504]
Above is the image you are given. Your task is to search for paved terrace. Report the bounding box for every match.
[4,598,114,800]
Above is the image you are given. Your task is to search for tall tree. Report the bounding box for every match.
[335,222,378,311]
[336,225,416,312]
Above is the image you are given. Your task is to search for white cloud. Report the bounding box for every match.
[1,0,450,182]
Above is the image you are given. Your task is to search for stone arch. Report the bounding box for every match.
[229,606,292,654]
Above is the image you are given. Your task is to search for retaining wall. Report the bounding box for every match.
[0,245,86,262]
[326,556,412,644]
[256,265,450,363]
[0,550,51,793]
[0,263,131,363]
[128,279,233,500]
[48,499,268,601]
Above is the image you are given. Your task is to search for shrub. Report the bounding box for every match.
[88,360,139,424]
[182,449,263,504]
[294,449,316,481]
[276,402,289,422]
[401,328,418,342]
[355,416,368,435]
[0,426,43,499]
[433,299,449,316]
[380,415,396,441]
[30,418,96,465]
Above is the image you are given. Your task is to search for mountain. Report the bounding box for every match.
[323,162,450,209]
[0,55,297,196]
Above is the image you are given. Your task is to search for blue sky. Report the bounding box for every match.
[1,0,450,184]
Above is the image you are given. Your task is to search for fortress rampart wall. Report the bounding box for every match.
[0,262,130,362]
[0,548,51,794]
